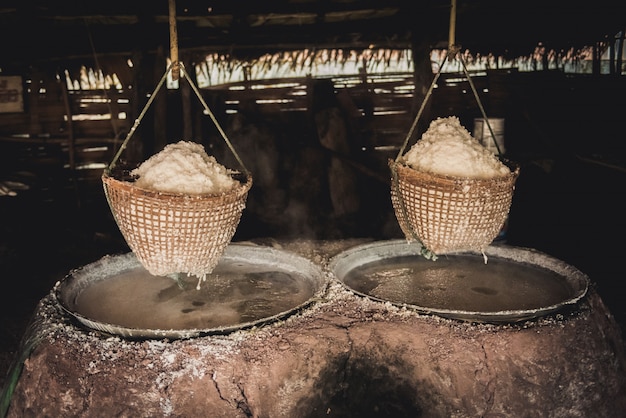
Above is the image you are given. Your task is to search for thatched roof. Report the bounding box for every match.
[0,0,624,70]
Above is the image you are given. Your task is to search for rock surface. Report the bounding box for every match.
[5,240,626,418]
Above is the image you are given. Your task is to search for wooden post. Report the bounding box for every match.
[28,68,41,136]
[169,0,180,81]
[181,56,193,140]
[448,0,457,50]
[59,75,75,170]
[154,45,168,152]
[615,31,626,75]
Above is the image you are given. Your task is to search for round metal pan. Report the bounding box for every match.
[55,244,327,339]
[329,240,589,323]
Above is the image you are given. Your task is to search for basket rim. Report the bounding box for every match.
[102,170,252,199]
[389,158,520,184]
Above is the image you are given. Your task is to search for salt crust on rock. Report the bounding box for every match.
[402,116,510,179]
[131,140,237,194]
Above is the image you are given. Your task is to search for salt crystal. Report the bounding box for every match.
[131,140,238,194]
[402,116,510,179]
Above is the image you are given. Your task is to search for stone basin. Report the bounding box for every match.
[4,239,625,418]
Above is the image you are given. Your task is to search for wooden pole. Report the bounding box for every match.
[448,0,457,51]
[59,75,75,170]
[181,55,193,140]
[169,0,180,80]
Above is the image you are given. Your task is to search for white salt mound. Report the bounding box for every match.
[131,140,238,194]
[402,116,510,179]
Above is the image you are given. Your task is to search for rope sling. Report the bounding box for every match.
[103,0,251,283]
[389,0,519,259]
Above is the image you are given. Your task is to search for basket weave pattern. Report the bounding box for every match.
[103,173,252,278]
[390,160,519,254]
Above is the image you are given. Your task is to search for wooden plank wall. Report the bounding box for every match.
[207,72,418,147]
[0,67,495,199]
[3,62,624,211]
[0,68,137,208]
[0,72,131,177]
[0,67,513,178]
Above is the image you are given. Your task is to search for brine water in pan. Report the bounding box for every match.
[74,262,316,330]
[343,254,575,313]
[57,245,326,338]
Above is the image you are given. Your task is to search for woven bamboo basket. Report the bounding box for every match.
[102,170,252,278]
[390,159,519,255]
